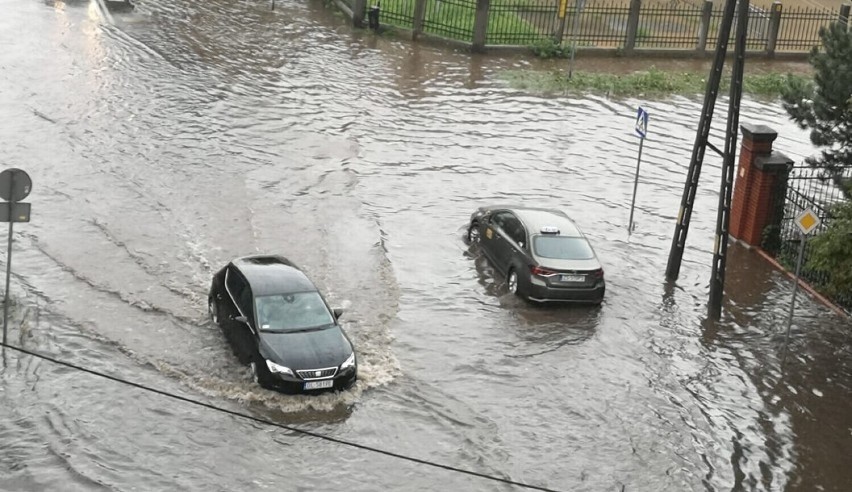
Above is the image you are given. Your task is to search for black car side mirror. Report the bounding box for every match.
[333,308,344,320]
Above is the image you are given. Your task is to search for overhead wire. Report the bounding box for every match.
[0,341,563,492]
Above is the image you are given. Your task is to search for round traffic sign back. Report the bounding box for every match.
[0,168,32,202]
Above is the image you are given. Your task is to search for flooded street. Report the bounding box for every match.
[1,0,850,490]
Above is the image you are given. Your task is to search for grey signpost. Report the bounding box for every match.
[781,208,820,365]
[566,0,585,79]
[628,107,648,233]
[0,168,32,345]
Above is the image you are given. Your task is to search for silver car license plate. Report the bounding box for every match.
[304,380,334,390]
[561,274,584,282]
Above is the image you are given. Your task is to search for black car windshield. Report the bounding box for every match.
[255,292,334,332]
[533,236,595,260]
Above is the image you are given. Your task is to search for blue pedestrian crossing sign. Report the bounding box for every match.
[634,107,649,138]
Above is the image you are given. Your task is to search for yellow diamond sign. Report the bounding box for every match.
[795,208,820,235]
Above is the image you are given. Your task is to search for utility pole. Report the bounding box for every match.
[708,0,749,320]
[665,0,748,320]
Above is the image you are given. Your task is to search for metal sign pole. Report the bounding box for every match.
[0,168,33,346]
[781,208,820,366]
[2,173,14,345]
[629,107,648,233]
[628,136,644,233]
[3,220,12,345]
[781,230,806,365]
[567,0,582,79]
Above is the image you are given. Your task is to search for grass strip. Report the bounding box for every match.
[501,67,810,98]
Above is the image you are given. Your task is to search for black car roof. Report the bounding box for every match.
[231,255,317,296]
[482,205,582,237]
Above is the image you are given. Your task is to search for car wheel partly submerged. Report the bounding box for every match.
[208,298,218,324]
[250,361,259,384]
[467,222,480,244]
[507,269,519,295]
[250,357,274,389]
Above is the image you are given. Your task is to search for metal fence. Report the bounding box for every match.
[425,0,477,38]
[380,0,418,29]
[361,0,848,52]
[706,3,770,50]
[775,165,852,311]
[634,2,704,49]
[560,2,633,47]
[487,1,559,45]
[775,6,839,50]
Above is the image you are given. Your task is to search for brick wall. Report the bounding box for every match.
[729,124,793,247]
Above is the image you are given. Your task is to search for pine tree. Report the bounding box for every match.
[782,22,852,198]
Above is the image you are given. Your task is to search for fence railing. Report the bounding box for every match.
[634,2,705,49]
[340,0,851,55]
[774,165,852,311]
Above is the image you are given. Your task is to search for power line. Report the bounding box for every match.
[0,342,563,492]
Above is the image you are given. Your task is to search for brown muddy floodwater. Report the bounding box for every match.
[0,0,849,490]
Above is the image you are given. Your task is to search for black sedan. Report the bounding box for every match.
[208,255,357,393]
[467,206,605,304]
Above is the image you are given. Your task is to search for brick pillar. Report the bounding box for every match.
[729,124,794,247]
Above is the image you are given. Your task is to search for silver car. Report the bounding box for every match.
[467,206,605,304]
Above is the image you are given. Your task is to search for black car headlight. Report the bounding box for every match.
[266,360,294,376]
[340,352,356,371]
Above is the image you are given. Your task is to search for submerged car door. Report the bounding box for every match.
[479,211,501,267]
[500,213,529,271]
[486,211,517,274]
[225,267,256,334]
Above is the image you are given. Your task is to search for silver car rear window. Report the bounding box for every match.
[533,236,595,260]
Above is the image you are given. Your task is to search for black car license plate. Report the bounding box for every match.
[304,380,334,390]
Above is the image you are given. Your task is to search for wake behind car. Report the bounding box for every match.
[208,255,357,393]
[467,206,605,304]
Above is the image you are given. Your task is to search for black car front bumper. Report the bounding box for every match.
[266,368,357,394]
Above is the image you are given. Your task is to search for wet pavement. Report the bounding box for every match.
[0,0,850,490]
